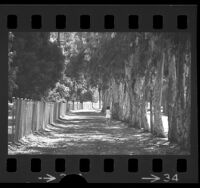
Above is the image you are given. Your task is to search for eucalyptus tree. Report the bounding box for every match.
[11,32,65,100]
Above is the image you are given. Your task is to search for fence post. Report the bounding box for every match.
[46,102,48,125]
[58,102,61,118]
[69,102,71,111]
[30,99,33,134]
[45,102,48,128]
[14,98,20,142]
[35,101,38,131]
[58,102,60,119]
[26,99,29,136]
[53,102,55,123]
[57,102,59,119]
[66,102,68,113]
[70,101,73,111]
[35,101,39,131]
[67,102,69,112]
[41,101,44,130]
[57,102,60,120]
[55,102,57,121]
[51,103,54,124]
[56,102,58,120]
[49,103,52,124]
[38,101,41,131]
[48,103,50,125]
[40,101,43,130]
[42,102,46,130]
[48,103,50,124]
[22,99,26,138]
[27,99,31,136]
[48,103,50,123]
[63,102,66,116]
[53,103,55,121]
[42,101,45,130]
[59,102,62,117]
[45,102,49,128]
[25,99,30,137]
[27,99,32,135]
[61,102,63,117]
[21,98,24,137]
[52,103,55,123]
[49,103,53,124]
[11,97,16,142]
[18,99,25,139]
[53,102,56,123]
[63,102,66,115]
[52,103,54,123]
[61,102,65,117]
[26,99,30,136]
[29,99,33,135]
[31,100,36,132]
[38,101,40,131]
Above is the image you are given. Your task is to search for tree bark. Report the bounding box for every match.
[167,55,177,141]
[152,52,165,137]
[124,55,138,128]
[168,42,191,150]
[101,86,111,113]
[139,76,149,131]
[150,88,154,133]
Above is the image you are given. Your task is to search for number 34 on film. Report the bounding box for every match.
[141,174,179,183]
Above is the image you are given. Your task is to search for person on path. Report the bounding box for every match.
[105,106,111,126]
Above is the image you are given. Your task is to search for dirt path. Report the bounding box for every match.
[8,110,187,155]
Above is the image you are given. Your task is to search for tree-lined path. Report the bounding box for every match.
[8,109,186,155]
[8,32,191,154]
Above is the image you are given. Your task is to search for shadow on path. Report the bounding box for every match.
[8,109,189,155]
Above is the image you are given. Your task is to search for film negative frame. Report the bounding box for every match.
[0,4,198,183]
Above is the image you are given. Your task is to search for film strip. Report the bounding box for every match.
[0,4,198,183]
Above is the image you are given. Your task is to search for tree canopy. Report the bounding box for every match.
[9,32,65,100]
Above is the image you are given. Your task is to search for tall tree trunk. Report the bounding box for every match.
[140,76,149,131]
[101,86,111,113]
[152,52,165,137]
[101,89,107,113]
[150,88,154,133]
[168,55,177,141]
[124,55,137,127]
[168,42,191,150]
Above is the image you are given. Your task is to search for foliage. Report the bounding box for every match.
[10,31,191,105]
[46,82,70,102]
[8,32,18,100]
[11,32,65,100]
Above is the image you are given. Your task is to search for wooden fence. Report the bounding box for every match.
[8,99,100,143]
[67,101,99,110]
[9,98,70,142]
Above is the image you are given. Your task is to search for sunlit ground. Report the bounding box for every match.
[8,109,188,155]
